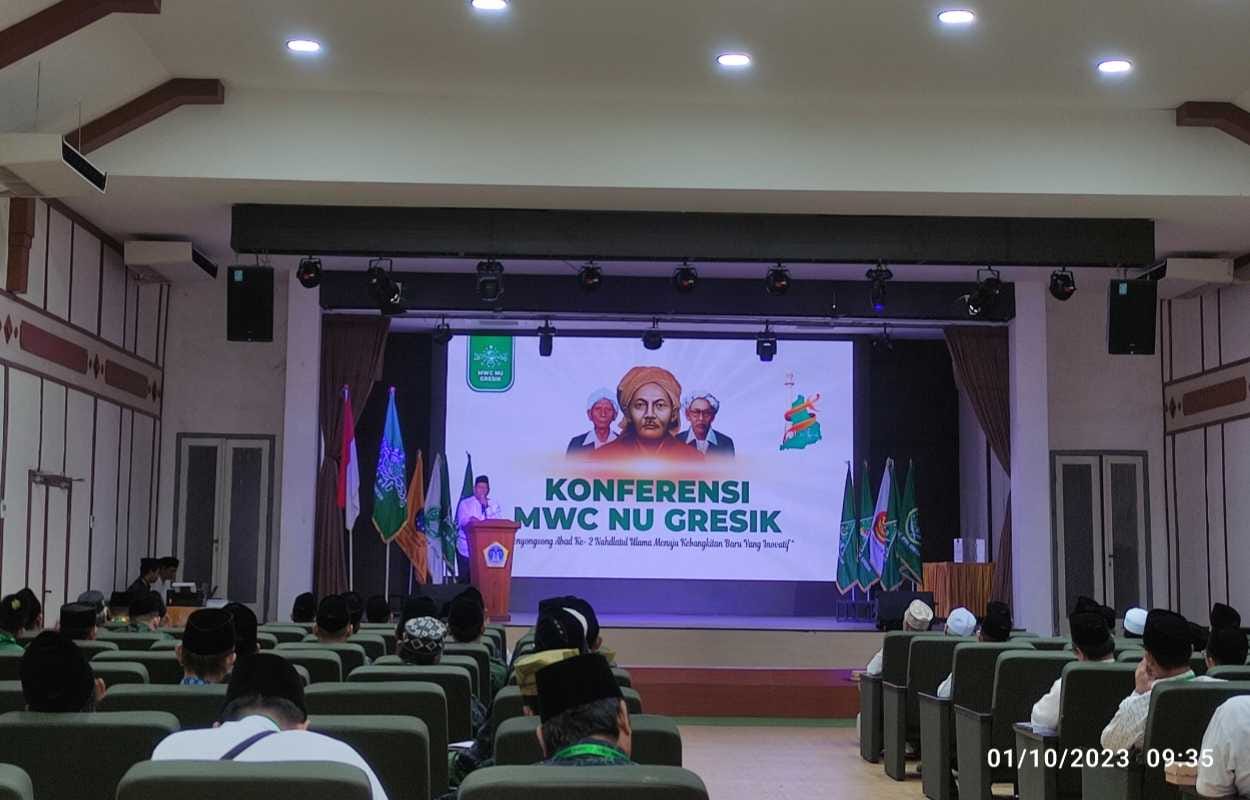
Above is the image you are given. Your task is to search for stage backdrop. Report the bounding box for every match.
[445,336,853,582]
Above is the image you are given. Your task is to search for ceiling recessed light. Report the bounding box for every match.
[937,9,976,25]
[1097,59,1133,75]
[717,52,752,68]
[471,0,508,10]
[286,39,322,53]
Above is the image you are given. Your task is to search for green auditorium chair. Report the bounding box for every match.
[72,639,119,659]
[511,639,536,663]
[955,651,1075,800]
[859,630,925,764]
[305,681,449,796]
[0,764,32,800]
[486,624,507,651]
[612,667,632,688]
[149,639,178,650]
[1207,664,1250,680]
[257,625,308,644]
[918,641,1035,800]
[1117,649,1144,663]
[115,760,372,800]
[444,642,492,698]
[0,654,22,682]
[1010,631,1038,638]
[373,654,482,698]
[91,661,150,687]
[1023,637,1071,651]
[310,714,432,800]
[459,765,709,800]
[1112,637,1141,653]
[272,649,342,683]
[256,631,278,650]
[292,663,310,685]
[494,714,681,767]
[492,685,644,727]
[278,641,368,674]
[1191,653,1209,675]
[92,650,183,684]
[881,635,973,780]
[99,684,227,729]
[163,627,185,639]
[95,631,167,651]
[349,664,474,740]
[349,632,387,661]
[0,682,24,715]
[0,710,178,800]
[1082,680,1250,800]
[1015,661,1137,800]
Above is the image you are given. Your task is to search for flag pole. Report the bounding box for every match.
[348,511,354,591]
[385,542,391,598]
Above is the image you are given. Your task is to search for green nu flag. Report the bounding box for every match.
[836,464,860,592]
[856,461,880,589]
[460,453,475,501]
[372,387,407,542]
[437,453,455,564]
[899,461,923,583]
[879,459,906,591]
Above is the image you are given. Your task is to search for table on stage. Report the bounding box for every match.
[921,562,994,618]
[163,606,198,627]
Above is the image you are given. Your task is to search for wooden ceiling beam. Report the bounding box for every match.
[64,78,225,154]
[0,0,161,70]
[1176,101,1250,148]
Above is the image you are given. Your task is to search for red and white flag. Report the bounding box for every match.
[337,386,361,531]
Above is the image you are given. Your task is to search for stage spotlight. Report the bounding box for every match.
[867,262,893,313]
[296,256,322,288]
[432,319,453,345]
[577,261,603,291]
[964,266,1003,317]
[642,319,664,351]
[537,320,555,357]
[673,262,698,293]
[476,259,505,302]
[1049,267,1076,301]
[764,263,791,295]
[756,324,777,362]
[366,258,405,315]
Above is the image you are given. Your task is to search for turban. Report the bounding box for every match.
[616,366,682,433]
[946,607,976,637]
[904,600,934,632]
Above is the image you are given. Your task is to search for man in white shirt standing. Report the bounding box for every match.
[454,475,501,584]
[1030,608,1116,731]
[152,653,389,800]
[566,389,620,456]
[1197,695,1250,798]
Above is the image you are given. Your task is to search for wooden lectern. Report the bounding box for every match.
[467,518,522,622]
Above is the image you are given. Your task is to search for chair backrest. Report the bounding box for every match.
[348,633,387,661]
[0,764,32,800]
[1025,637,1071,651]
[271,650,342,683]
[1140,681,1250,799]
[613,668,633,688]
[256,632,278,650]
[0,710,179,800]
[1113,637,1141,655]
[0,654,23,682]
[987,651,1075,750]
[309,714,432,800]
[1117,649,1144,663]
[458,765,708,800]
[292,664,310,685]
[1009,631,1038,638]
[1207,665,1250,681]
[163,628,185,639]
[91,661,151,687]
[483,627,505,657]
[73,640,119,659]
[880,631,925,685]
[149,639,178,650]
[348,665,474,740]
[444,642,491,698]
[98,684,228,729]
[0,680,24,715]
[305,682,449,795]
[949,641,1035,712]
[905,635,973,724]
[276,642,367,675]
[492,685,644,726]
[92,650,184,684]
[1191,653,1209,676]
[115,760,372,800]
[442,655,482,699]
[257,625,307,644]
[1056,662,1138,752]
[494,714,681,767]
[95,632,166,651]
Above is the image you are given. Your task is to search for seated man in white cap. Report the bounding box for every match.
[935,607,978,698]
[865,599,933,675]
[566,388,620,456]
[1123,607,1147,639]
[1197,695,1250,798]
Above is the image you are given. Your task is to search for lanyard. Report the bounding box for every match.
[553,743,625,762]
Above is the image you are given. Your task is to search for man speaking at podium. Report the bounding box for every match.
[455,475,502,584]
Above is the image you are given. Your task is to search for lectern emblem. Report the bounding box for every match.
[484,542,509,569]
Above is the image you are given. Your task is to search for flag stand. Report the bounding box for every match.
[348,515,354,591]
[384,542,391,598]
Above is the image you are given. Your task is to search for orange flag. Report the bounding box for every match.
[394,450,430,583]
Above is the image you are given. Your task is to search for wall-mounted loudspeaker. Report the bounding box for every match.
[226,266,274,342]
[1107,279,1157,355]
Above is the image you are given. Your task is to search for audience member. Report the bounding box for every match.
[1197,695,1250,798]
[151,653,389,799]
[224,602,260,658]
[865,599,933,676]
[126,558,165,616]
[398,617,446,666]
[1211,603,1242,631]
[177,608,236,685]
[156,556,180,598]
[448,593,508,696]
[343,591,364,634]
[534,607,589,655]
[76,591,109,627]
[0,594,27,653]
[1101,609,1221,752]
[1206,602,1247,669]
[1123,607,1147,639]
[395,596,438,647]
[57,602,99,641]
[535,653,636,765]
[541,595,607,655]
[1029,610,1115,730]
[20,631,105,712]
[934,606,978,698]
[365,595,390,624]
[291,592,317,624]
[124,590,167,633]
[515,648,580,714]
[980,601,1013,643]
[314,595,352,644]
[15,588,42,633]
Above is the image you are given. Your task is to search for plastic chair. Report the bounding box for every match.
[348,633,387,662]
[98,684,227,729]
[72,640,119,659]
[115,760,371,800]
[92,651,184,684]
[0,681,24,715]
[0,654,22,682]
[276,642,367,675]
[881,635,971,780]
[349,664,474,741]
[444,642,492,698]
[94,632,168,651]
[0,764,32,800]
[91,661,151,687]
[458,765,708,800]
[859,630,925,764]
[494,714,680,767]
[257,625,308,644]
[271,650,342,683]
[310,714,432,800]
[493,685,643,726]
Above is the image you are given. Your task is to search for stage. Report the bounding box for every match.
[505,612,878,632]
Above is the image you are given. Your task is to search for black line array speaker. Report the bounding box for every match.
[1107,279,1157,355]
[226,266,274,342]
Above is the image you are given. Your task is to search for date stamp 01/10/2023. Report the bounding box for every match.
[986,748,1216,770]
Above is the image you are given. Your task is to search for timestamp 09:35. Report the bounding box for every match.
[987,748,1215,770]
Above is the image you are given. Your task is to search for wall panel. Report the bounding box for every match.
[114,410,134,586]
[24,202,47,310]
[100,247,127,346]
[91,401,121,590]
[38,383,67,615]
[44,210,72,320]
[137,283,161,363]
[127,413,154,569]
[1205,426,1227,607]
[1201,294,1221,371]
[70,226,101,332]
[1169,297,1203,380]
[1172,429,1208,621]
[2,371,40,594]
[1217,287,1250,366]
[1222,418,1250,614]
[65,389,94,602]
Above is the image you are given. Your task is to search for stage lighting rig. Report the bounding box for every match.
[672,262,698,293]
[642,319,664,350]
[537,320,555,357]
[867,262,892,313]
[963,267,1003,317]
[756,323,778,362]
[366,258,405,315]
[764,263,791,295]
[477,259,505,302]
[577,261,603,291]
[296,256,322,288]
[1049,267,1076,301]
[432,318,453,345]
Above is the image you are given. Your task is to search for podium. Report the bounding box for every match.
[921,562,994,618]
[467,518,522,622]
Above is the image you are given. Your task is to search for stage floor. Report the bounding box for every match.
[505,612,878,632]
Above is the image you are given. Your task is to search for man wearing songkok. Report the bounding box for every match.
[448,593,508,697]
[77,591,108,626]
[152,653,389,799]
[592,366,704,462]
[540,594,613,658]
[57,602,99,641]
[314,594,353,644]
[935,606,980,698]
[0,594,29,653]
[1197,695,1250,798]
[122,590,168,633]
[291,591,317,623]
[536,653,636,765]
[20,631,105,712]
[1123,606,1147,638]
[224,602,259,659]
[15,588,42,633]
[365,595,391,624]
[567,388,620,455]
[1030,610,1116,731]
[177,608,236,685]
[343,591,365,633]
[1206,602,1247,669]
[126,558,165,616]
[514,648,580,714]
[1101,609,1222,753]
[534,607,590,655]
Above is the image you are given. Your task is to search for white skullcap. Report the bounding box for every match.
[946,607,976,637]
[1124,607,1148,636]
[681,391,720,412]
[585,388,620,414]
[904,599,934,631]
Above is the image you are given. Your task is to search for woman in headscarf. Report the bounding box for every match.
[591,366,703,462]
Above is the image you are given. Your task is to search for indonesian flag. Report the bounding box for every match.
[337,386,361,532]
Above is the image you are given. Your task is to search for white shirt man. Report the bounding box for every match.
[455,479,501,558]
[935,606,978,699]
[1029,610,1116,732]
[1197,696,1250,798]
[865,599,934,676]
